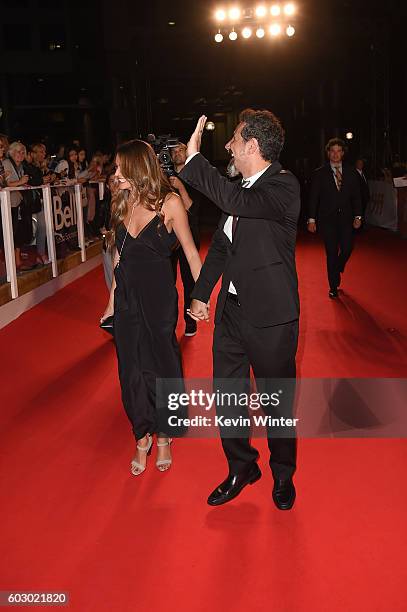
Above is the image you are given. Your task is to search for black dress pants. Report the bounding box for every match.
[213,295,298,481]
[171,238,200,324]
[320,216,354,290]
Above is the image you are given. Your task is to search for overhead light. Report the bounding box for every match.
[215,31,224,42]
[346,132,354,140]
[168,21,175,26]
[256,27,265,38]
[286,24,295,37]
[229,29,238,40]
[284,3,295,16]
[215,9,226,21]
[229,7,241,20]
[205,121,216,131]
[269,23,281,36]
[270,4,281,16]
[242,27,252,38]
[255,5,267,17]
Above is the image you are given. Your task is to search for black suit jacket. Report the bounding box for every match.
[308,163,362,222]
[180,153,300,328]
[356,170,370,211]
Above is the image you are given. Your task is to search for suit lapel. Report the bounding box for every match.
[326,164,338,191]
[250,161,282,188]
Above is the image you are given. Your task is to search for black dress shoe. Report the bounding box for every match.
[272,478,296,510]
[207,463,262,506]
[329,288,338,298]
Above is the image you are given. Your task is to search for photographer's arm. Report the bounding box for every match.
[169,175,193,210]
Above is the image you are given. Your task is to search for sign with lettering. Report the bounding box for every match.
[366,181,397,231]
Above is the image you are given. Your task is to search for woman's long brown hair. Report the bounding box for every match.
[106,139,173,248]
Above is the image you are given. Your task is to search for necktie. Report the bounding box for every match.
[334,166,342,191]
[233,179,250,237]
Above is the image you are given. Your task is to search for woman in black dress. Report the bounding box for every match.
[101,140,202,475]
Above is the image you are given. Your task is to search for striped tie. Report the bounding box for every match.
[334,166,342,191]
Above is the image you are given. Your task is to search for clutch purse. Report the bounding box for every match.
[99,315,114,336]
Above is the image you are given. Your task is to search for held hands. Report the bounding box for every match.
[187,299,210,323]
[353,218,362,229]
[307,221,317,233]
[186,115,207,159]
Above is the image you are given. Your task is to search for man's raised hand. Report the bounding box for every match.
[186,115,207,159]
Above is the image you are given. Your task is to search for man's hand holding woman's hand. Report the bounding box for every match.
[187,298,210,322]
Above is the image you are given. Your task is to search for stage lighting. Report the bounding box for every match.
[346,132,354,140]
[215,31,224,42]
[255,5,267,17]
[270,4,281,16]
[215,9,226,21]
[205,121,216,131]
[286,24,295,37]
[269,23,281,36]
[229,29,238,40]
[242,27,252,38]
[284,3,295,16]
[256,27,265,38]
[229,7,241,20]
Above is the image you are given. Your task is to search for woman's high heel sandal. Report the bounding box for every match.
[131,434,153,476]
[156,438,173,472]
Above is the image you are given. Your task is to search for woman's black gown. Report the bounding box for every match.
[114,216,184,439]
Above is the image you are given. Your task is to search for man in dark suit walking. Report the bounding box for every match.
[355,157,370,218]
[308,138,362,298]
[180,110,300,510]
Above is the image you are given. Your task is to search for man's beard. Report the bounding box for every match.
[226,157,241,179]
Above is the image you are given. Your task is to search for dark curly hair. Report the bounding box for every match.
[239,108,285,162]
[325,138,348,154]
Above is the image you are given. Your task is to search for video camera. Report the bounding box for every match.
[147,134,180,177]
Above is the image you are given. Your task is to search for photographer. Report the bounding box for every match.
[170,142,201,337]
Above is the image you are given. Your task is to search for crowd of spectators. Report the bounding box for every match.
[0,134,114,273]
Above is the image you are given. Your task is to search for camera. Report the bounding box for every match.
[147,134,180,177]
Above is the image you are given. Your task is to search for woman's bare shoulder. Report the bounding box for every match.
[162,192,183,215]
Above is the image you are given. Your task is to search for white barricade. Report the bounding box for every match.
[0,179,105,299]
[366,180,398,231]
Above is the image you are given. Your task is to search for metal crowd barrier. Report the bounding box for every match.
[0,179,105,299]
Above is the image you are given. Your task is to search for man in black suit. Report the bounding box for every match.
[308,138,362,298]
[180,110,300,510]
[355,157,370,218]
[169,143,201,337]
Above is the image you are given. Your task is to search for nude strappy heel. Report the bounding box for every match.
[156,438,173,472]
[131,434,153,476]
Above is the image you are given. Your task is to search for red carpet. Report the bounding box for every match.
[0,227,406,611]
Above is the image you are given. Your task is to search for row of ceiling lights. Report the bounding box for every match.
[215,23,295,41]
[214,4,296,22]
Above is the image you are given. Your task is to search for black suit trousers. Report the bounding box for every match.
[320,215,354,290]
[171,238,200,323]
[213,296,298,480]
